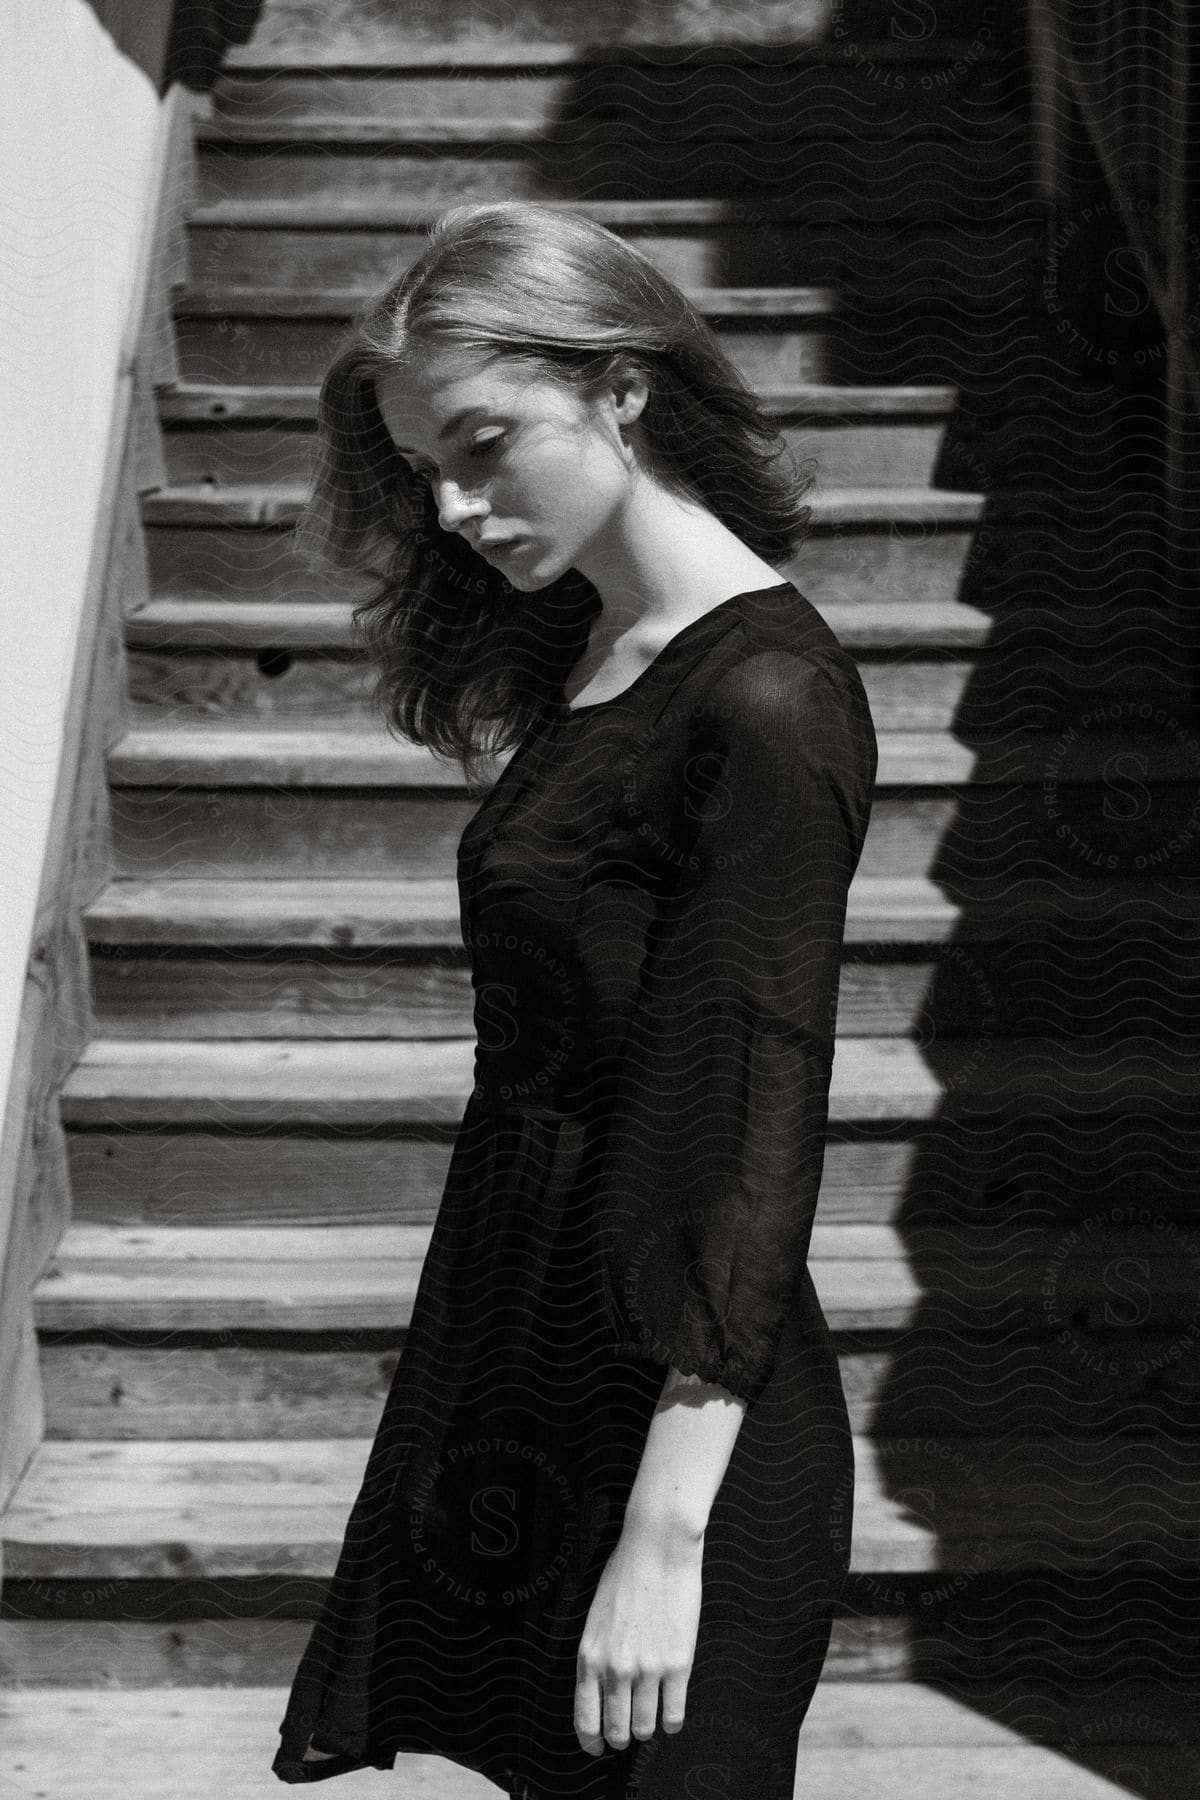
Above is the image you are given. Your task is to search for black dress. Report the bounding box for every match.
[271,579,879,1797]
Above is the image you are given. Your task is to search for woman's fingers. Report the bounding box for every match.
[576,1668,688,1754]
[574,1667,605,1755]
[659,1665,689,1734]
[602,1670,633,1749]
[629,1671,663,1742]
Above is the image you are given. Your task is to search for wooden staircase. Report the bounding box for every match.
[5,2,1200,1794]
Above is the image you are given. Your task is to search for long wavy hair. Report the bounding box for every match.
[292,200,815,790]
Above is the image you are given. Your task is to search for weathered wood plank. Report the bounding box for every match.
[40,1324,1200,1441]
[141,519,980,608]
[102,720,1200,790]
[56,1036,1200,1131]
[186,214,1042,303]
[90,874,1200,949]
[120,598,992,652]
[6,1431,1200,1581]
[190,139,1033,212]
[62,1130,937,1229]
[0,1612,1194,1687]
[137,479,980,529]
[157,415,951,491]
[30,1221,1200,1338]
[105,785,1200,882]
[229,2,997,60]
[84,928,1200,1041]
[5,1680,1197,1800]
[155,379,962,422]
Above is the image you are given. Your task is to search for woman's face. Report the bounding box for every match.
[374,348,645,591]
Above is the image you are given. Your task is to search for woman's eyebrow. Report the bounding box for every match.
[394,405,493,457]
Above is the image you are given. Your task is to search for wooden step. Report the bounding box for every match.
[1,1606,1193,1688]
[55,1112,1033,1231]
[137,479,985,530]
[83,923,1200,1044]
[175,279,839,319]
[39,1317,1200,1442]
[103,720,1200,790]
[156,378,961,422]
[105,781,1200,881]
[141,517,985,609]
[6,1680,1187,1800]
[155,378,961,497]
[187,215,1044,303]
[93,874,1197,949]
[223,20,1006,70]
[123,597,990,653]
[191,133,1034,212]
[57,1037,1200,1131]
[124,646,1188,736]
[196,113,1024,147]
[122,649,978,734]
[223,24,1007,68]
[5,1429,1199,1581]
[30,1219,1200,1337]
[160,407,957,493]
[156,379,964,421]
[173,314,842,388]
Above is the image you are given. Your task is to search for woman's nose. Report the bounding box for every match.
[434,478,488,535]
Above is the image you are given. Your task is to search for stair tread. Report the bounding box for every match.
[84,873,1200,947]
[58,1036,1200,1125]
[224,38,1008,72]
[6,1431,1200,1576]
[13,1676,1178,1752]
[122,596,992,651]
[138,483,987,528]
[198,113,1024,144]
[157,379,961,419]
[186,194,1045,225]
[176,281,838,315]
[104,720,1200,790]
[6,1688,1195,1800]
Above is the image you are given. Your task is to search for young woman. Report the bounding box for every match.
[271,199,877,1798]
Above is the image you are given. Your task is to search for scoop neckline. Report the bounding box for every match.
[559,580,795,715]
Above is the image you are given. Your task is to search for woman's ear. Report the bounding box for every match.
[610,372,649,430]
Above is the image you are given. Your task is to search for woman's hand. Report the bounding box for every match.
[574,1520,703,1756]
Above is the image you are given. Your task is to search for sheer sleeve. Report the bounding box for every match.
[590,646,878,1404]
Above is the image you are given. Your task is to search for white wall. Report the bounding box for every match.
[0,2,162,1155]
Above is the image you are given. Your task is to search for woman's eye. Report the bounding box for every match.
[406,434,504,487]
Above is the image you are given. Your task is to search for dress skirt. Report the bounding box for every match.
[271,1090,855,1797]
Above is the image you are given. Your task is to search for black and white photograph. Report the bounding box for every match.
[1,2,1197,1795]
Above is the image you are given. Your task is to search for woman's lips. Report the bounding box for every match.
[479,539,525,557]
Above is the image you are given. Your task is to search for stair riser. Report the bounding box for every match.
[28,1256,1200,1342]
[213,54,1008,127]
[160,418,952,491]
[186,218,1042,298]
[237,0,1001,56]
[175,317,837,386]
[193,143,1033,211]
[107,788,1200,881]
[38,1331,1198,1442]
[144,525,981,608]
[1,1608,1192,1685]
[68,1111,1199,1228]
[124,649,1189,733]
[85,939,1199,1041]
[124,652,974,731]
[175,313,1047,391]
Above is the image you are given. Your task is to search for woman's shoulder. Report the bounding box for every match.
[700,583,868,716]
